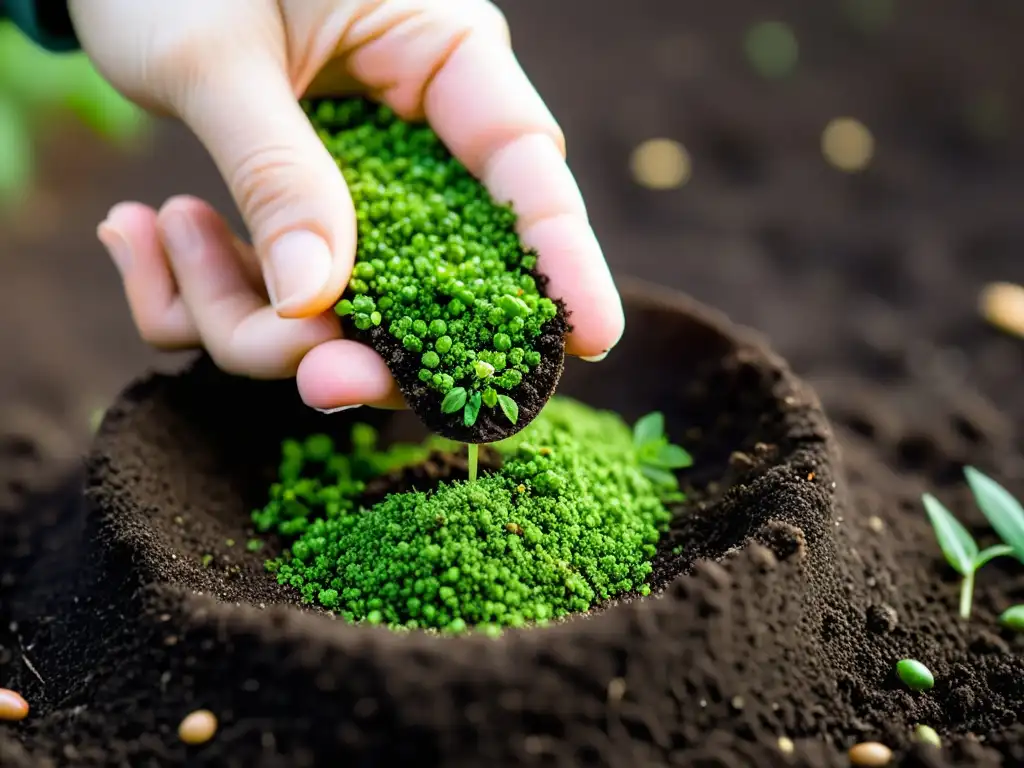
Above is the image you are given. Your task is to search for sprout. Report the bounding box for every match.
[999,605,1024,632]
[497,395,519,425]
[963,466,1024,562]
[463,391,483,427]
[441,387,468,414]
[895,659,934,692]
[632,412,693,496]
[474,360,495,379]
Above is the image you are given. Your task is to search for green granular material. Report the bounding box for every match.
[305,98,559,425]
[254,397,673,633]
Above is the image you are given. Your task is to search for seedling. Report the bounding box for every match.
[632,412,693,495]
[963,466,1024,563]
[467,443,480,483]
[999,605,1024,632]
[921,489,1015,619]
[895,658,934,692]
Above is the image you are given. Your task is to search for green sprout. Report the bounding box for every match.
[922,465,1024,619]
[307,98,561,430]
[632,412,693,496]
[895,659,934,692]
[253,396,683,631]
[999,605,1024,632]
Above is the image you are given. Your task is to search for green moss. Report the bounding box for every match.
[305,98,561,427]
[254,397,683,632]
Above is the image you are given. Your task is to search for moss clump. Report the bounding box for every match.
[306,98,564,433]
[253,398,686,633]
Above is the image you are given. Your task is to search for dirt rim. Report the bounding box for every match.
[4,279,838,766]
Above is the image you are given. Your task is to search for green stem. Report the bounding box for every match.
[959,571,974,620]
[468,443,479,483]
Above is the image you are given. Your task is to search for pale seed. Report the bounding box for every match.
[849,741,892,766]
[980,282,1024,338]
[0,688,28,721]
[777,736,794,754]
[178,709,218,745]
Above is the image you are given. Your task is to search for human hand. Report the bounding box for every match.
[75,0,625,411]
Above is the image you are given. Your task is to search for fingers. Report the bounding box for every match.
[336,0,625,358]
[176,55,357,320]
[98,196,344,379]
[297,340,407,412]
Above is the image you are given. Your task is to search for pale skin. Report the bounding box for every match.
[73,0,625,411]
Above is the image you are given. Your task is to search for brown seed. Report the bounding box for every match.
[848,741,893,766]
[0,689,28,721]
[980,282,1024,338]
[178,709,218,745]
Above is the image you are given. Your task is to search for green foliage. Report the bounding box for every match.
[632,411,693,497]
[497,394,519,425]
[895,659,934,692]
[921,492,1015,619]
[999,605,1024,632]
[254,396,679,632]
[306,98,560,428]
[963,466,1024,562]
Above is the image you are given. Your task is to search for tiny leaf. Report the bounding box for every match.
[922,493,978,577]
[464,391,482,427]
[999,605,1024,632]
[964,466,1024,561]
[652,443,694,469]
[974,544,1016,569]
[497,394,519,425]
[441,387,467,414]
[641,464,678,488]
[633,412,665,448]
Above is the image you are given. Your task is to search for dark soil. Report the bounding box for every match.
[3,0,1024,766]
[345,284,569,445]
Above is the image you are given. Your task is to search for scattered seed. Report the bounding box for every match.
[606,677,626,702]
[777,736,794,754]
[980,282,1024,339]
[914,724,941,748]
[178,709,218,745]
[848,741,892,766]
[630,138,692,190]
[822,117,874,172]
[867,516,885,533]
[896,658,934,692]
[0,688,28,721]
[999,605,1024,631]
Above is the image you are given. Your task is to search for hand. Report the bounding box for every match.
[75,0,625,411]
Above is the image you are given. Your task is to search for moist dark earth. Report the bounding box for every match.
[3,0,1024,766]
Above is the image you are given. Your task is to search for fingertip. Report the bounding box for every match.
[297,339,405,410]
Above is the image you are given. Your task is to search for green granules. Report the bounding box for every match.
[253,397,677,633]
[305,98,561,429]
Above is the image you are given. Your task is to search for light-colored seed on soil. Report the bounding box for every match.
[980,282,1024,338]
[0,689,28,721]
[630,139,692,190]
[848,741,893,766]
[777,736,794,754]
[178,709,218,745]
[822,117,874,172]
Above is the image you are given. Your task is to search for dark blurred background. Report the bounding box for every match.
[3,0,1024,496]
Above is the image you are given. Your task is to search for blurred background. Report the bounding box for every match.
[2,0,1024,500]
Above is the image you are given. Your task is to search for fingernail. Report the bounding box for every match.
[580,351,609,363]
[162,210,203,259]
[266,230,333,312]
[97,222,132,273]
[314,404,364,415]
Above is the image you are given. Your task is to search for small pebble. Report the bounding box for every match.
[999,604,1024,632]
[848,741,893,766]
[914,724,941,748]
[980,282,1024,338]
[178,709,218,745]
[896,658,935,692]
[0,688,29,721]
[777,736,794,754]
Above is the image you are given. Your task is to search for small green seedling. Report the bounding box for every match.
[442,386,518,429]
[896,659,934,692]
[913,724,941,748]
[632,412,693,494]
[963,466,1024,563]
[998,605,1024,632]
[921,492,1015,619]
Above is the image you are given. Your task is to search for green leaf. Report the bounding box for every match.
[641,464,678,488]
[922,493,978,577]
[652,443,693,469]
[633,412,665,448]
[464,391,482,427]
[441,387,467,414]
[974,544,1016,569]
[0,94,33,203]
[964,466,1024,561]
[497,394,519,425]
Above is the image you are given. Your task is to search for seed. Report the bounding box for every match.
[822,117,874,172]
[914,724,941,748]
[999,605,1024,632]
[777,736,794,754]
[980,282,1024,338]
[178,709,218,745]
[630,139,692,190]
[0,688,28,721]
[848,742,892,766]
[896,658,934,691]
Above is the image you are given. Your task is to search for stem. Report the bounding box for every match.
[959,571,974,620]
[468,443,479,483]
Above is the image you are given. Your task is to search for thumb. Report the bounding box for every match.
[178,57,356,318]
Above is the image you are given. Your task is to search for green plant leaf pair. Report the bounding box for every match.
[632,412,693,494]
[441,386,519,428]
[922,466,1024,619]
